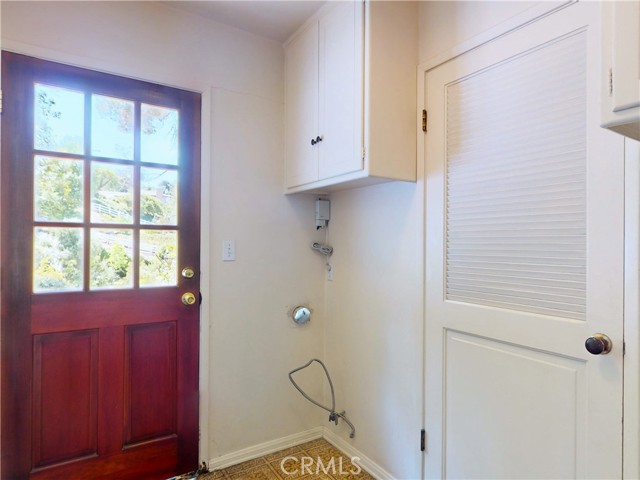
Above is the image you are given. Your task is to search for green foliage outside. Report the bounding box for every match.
[140,241,177,286]
[91,164,134,223]
[90,234,133,289]
[33,228,82,292]
[35,157,83,221]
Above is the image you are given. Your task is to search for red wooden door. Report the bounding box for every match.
[1,52,201,479]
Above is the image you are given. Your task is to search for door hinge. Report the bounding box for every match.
[608,68,613,96]
[422,109,427,132]
[420,429,426,452]
[362,146,366,160]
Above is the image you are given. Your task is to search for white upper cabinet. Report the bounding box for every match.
[601,1,640,140]
[285,20,319,188]
[284,1,418,193]
[318,2,364,181]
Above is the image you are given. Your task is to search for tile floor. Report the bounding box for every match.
[200,438,375,479]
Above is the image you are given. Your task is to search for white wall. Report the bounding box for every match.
[325,181,423,479]
[320,3,550,479]
[419,1,541,64]
[209,87,326,456]
[1,0,325,464]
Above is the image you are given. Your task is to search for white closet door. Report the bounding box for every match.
[424,3,625,478]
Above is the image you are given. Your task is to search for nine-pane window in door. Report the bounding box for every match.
[32,83,180,293]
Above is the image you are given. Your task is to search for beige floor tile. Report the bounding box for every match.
[298,438,331,452]
[331,468,375,480]
[224,463,279,480]
[190,438,375,480]
[268,457,302,479]
[221,457,266,476]
[262,445,304,463]
[196,471,227,480]
[305,447,347,464]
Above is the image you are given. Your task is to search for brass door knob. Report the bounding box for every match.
[585,333,612,355]
[181,292,197,306]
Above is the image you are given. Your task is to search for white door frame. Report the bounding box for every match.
[624,137,640,480]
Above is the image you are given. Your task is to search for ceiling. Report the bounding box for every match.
[161,1,326,43]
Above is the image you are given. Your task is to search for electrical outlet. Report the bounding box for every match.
[222,240,235,261]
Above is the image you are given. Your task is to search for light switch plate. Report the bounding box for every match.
[223,240,235,261]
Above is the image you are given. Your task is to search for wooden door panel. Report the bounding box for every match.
[125,322,177,446]
[31,290,184,332]
[32,331,99,469]
[30,440,177,480]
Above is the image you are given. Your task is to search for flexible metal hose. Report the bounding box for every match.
[288,358,356,438]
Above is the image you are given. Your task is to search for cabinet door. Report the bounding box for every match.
[318,1,364,180]
[285,22,319,188]
[611,1,640,113]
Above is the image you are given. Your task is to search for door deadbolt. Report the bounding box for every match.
[181,267,195,279]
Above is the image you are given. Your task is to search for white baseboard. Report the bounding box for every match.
[208,426,394,479]
[208,427,323,470]
[322,427,395,480]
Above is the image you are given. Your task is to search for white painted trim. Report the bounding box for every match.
[207,427,324,471]
[322,428,395,480]
[197,88,212,467]
[416,51,427,480]
[624,137,640,480]
[417,1,574,74]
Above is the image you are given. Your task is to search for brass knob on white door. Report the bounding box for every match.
[181,292,197,306]
[585,333,612,355]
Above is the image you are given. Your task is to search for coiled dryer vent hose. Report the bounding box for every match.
[288,358,356,438]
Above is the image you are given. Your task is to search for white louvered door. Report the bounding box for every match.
[424,3,625,479]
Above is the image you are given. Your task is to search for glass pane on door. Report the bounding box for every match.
[34,84,84,154]
[90,229,134,289]
[91,162,134,224]
[91,94,134,160]
[141,104,179,165]
[34,155,84,222]
[141,167,178,225]
[33,227,83,293]
[140,230,178,287]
